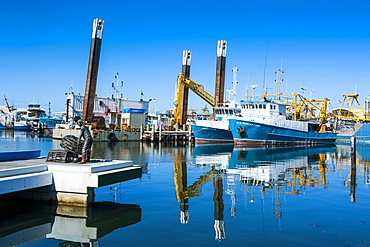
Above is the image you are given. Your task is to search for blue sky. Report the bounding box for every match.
[1,0,370,114]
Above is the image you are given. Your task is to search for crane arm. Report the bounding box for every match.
[177,73,215,107]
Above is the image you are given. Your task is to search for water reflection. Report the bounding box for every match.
[0,201,141,246]
[191,145,338,194]
[183,143,370,240]
[2,137,370,245]
[0,129,52,139]
[0,129,34,138]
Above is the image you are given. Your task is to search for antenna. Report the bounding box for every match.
[227,66,238,102]
[112,72,124,99]
[262,43,270,94]
[274,69,284,98]
[251,85,258,101]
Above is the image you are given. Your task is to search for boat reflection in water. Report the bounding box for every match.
[182,144,339,240]
[0,201,141,246]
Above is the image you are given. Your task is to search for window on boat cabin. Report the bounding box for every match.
[263,104,266,109]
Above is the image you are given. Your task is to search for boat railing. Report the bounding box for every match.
[268,116,308,132]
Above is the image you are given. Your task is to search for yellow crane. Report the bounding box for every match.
[174,73,215,126]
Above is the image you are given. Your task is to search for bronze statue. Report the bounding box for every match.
[77,120,93,164]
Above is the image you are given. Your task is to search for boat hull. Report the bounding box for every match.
[191,121,233,144]
[336,123,370,144]
[229,119,337,146]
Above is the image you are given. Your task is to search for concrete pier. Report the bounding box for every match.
[0,150,142,206]
[142,130,193,143]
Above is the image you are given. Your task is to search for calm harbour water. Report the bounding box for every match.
[0,130,370,247]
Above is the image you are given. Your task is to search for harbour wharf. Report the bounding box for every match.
[0,150,142,206]
[142,129,193,142]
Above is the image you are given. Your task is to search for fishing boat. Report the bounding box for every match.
[191,101,240,144]
[0,102,48,131]
[327,94,370,143]
[228,100,337,146]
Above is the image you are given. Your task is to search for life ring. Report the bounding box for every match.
[108,132,119,142]
[104,106,109,116]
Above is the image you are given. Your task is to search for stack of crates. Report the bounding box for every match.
[46,150,74,163]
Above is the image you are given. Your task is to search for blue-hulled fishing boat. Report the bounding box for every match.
[228,100,337,146]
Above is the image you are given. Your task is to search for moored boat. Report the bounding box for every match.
[191,102,240,144]
[229,100,337,146]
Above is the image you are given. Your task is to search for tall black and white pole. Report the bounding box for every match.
[82,18,104,123]
[214,40,227,108]
[181,50,192,127]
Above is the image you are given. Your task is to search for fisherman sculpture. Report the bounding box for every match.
[77,120,93,164]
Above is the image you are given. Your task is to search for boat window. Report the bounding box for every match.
[263,104,266,109]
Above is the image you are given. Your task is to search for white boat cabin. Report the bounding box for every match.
[240,101,286,117]
[238,100,309,132]
[214,102,241,121]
